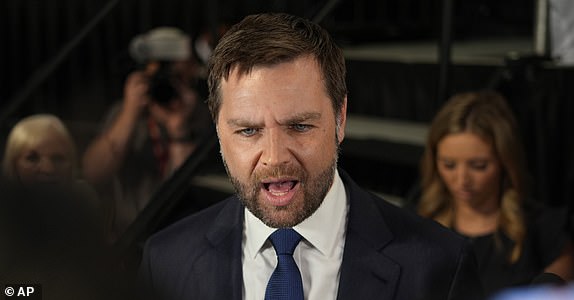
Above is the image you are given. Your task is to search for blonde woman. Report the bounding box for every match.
[3,114,77,183]
[2,114,111,237]
[418,90,574,296]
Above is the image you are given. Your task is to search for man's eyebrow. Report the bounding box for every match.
[226,118,260,127]
[226,112,322,127]
[280,112,322,124]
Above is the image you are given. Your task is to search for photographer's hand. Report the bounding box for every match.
[123,71,150,117]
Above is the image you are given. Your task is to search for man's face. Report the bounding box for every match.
[216,55,346,228]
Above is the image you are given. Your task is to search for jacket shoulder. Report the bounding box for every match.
[146,197,236,251]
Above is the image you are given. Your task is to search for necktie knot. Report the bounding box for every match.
[269,228,302,255]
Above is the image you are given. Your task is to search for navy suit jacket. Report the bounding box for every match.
[139,170,483,300]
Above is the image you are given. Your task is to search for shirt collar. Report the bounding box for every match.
[244,169,348,259]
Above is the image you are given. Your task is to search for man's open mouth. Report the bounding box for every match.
[262,180,299,196]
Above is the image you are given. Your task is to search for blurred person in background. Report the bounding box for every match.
[82,27,213,240]
[2,113,104,224]
[0,114,130,299]
[417,90,574,298]
[3,114,77,184]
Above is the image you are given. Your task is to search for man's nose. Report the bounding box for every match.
[261,128,291,167]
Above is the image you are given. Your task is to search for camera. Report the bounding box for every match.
[147,62,178,106]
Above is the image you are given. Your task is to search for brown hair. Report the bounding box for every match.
[418,90,527,263]
[207,13,347,122]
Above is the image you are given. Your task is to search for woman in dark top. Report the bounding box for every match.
[416,90,574,297]
[465,203,569,295]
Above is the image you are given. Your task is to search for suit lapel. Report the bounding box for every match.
[204,197,244,300]
[337,171,401,300]
[196,172,401,299]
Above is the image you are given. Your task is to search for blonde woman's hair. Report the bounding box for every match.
[2,114,77,180]
[417,90,527,263]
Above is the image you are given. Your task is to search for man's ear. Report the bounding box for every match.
[337,96,347,144]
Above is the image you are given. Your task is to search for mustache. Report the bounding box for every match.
[253,165,306,182]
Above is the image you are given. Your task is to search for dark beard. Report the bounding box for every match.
[224,154,338,228]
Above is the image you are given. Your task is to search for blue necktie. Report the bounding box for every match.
[264,228,304,300]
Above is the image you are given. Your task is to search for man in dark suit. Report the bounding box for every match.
[139,13,484,300]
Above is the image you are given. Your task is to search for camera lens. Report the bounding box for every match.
[148,63,177,105]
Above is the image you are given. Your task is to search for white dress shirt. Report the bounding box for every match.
[242,170,348,300]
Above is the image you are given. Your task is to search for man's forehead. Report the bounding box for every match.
[224,55,318,79]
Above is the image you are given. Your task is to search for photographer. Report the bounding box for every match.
[82,27,213,241]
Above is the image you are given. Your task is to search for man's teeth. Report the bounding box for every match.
[270,190,288,196]
[266,181,296,195]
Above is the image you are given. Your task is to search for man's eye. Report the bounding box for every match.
[239,128,258,136]
[291,124,311,132]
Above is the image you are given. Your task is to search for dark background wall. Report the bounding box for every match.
[0,0,534,124]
